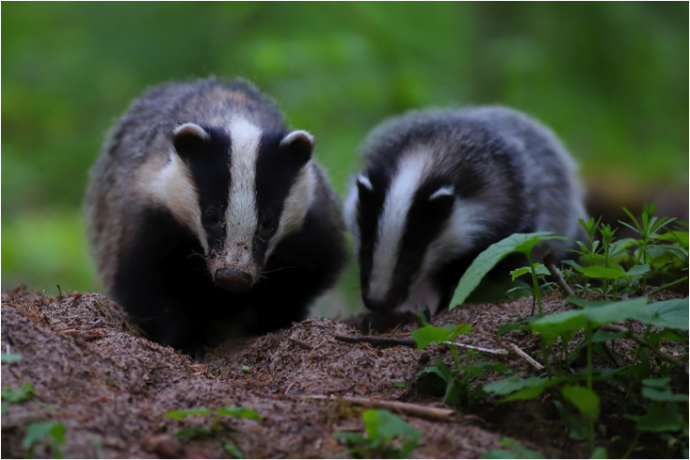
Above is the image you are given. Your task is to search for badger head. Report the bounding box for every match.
[147,118,316,293]
[344,150,489,313]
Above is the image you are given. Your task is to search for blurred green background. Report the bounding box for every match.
[2,3,688,315]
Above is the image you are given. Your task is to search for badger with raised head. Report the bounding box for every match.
[86,77,347,354]
[345,107,587,314]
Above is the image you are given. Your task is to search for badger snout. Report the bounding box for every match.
[363,296,397,313]
[214,268,254,293]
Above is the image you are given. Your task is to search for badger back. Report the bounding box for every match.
[86,78,320,294]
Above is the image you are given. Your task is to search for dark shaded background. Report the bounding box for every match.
[2,3,688,315]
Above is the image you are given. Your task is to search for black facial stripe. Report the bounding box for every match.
[355,167,390,294]
[389,179,456,298]
[182,126,231,253]
[253,130,301,261]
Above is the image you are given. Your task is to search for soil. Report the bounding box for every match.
[1,286,686,459]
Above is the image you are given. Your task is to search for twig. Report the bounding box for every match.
[335,335,507,355]
[305,395,457,422]
[334,335,416,347]
[288,337,314,350]
[504,342,544,371]
[442,341,508,355]
[544,251,575,297]
[601,324,688,372]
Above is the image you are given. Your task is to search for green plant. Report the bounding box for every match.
[445,204,688,457]
[450,232,567,315]
[22,421,66,459]
[165,406,261,458]
[411,322,509,408]
[333,409,420,458]
[480,438,547,459]
[2,381,36,415]
[1,352,22,363]
[566,204,687,299]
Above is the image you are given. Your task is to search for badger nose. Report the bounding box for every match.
[214,268,254,293]
[363,296,396,313]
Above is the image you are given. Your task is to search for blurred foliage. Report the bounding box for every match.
[2,3,688,311]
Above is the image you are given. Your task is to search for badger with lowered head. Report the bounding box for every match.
[345,107,587,314]
[86,77,347,354]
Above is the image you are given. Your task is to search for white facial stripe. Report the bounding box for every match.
[419,199,490,279]
[266,163,316,259]
[145,152,208,253]
[429,186,455,200]
[224,118,261,268]
[368,152,429,301]
[357,174,373,191]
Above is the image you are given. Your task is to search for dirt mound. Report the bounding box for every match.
[6,286,676,458]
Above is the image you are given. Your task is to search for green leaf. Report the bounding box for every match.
[590,446,608,459]
[497,315,537,336]
[22,421,66,448]
[165,408,212,419]
[1,402,8,415]
[172,427,213,440]
[332,432,367,443]
[449,232,566,308]
[642,377,671,388]
[502,385,549,402]
[572,265,627,279]
[393,381,407,388]
[553,400,587,440]
[583,297,649,326]
[626,264,650,277]
[561,385,600,420]
[362,409,420,445]
[480,449,518,459]
[529,310,587,345]
[483,376,555,398]
[1,353,22,363]
[410,325,451,350]
[627,404,686,432]
[510,267,530,281]
[591,330,626,342]
[2,382,36,403]
[641,387,689,402]
[216,407,261,421]
[630,297,689,330]
[656,230,689,246]
[224,441,245,459]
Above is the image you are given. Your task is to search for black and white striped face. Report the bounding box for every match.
[345,150,489,313]
[145,118,316,293]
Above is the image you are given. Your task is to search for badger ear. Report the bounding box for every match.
[429,186,455,201]
[173,123,210,157]
[281,130,314,166]
[356,174,374,194]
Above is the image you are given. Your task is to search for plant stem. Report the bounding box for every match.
[600,324,688,371]
[648,276,688,297]
[585,325,594,454]
[621,430,640,459]
[527,253,542,315]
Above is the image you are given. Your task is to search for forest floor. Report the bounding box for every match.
[1,285,685,459]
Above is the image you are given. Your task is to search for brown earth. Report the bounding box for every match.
[1,286,686,458]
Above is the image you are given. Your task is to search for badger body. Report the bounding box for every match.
[86,77,346,353]
[345,107,587,314]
